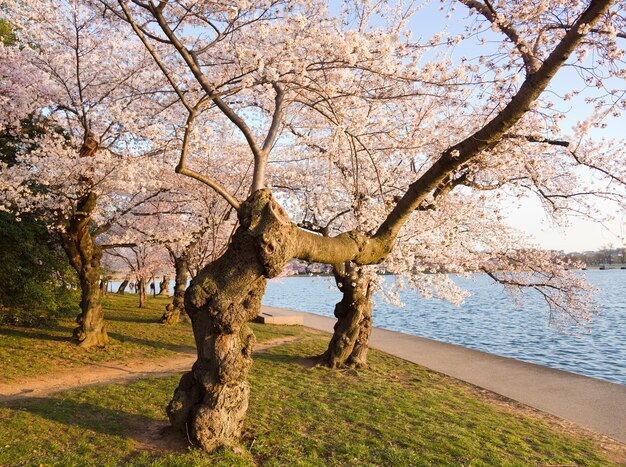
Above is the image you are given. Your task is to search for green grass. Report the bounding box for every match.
[0,335,618,466]
[0,295,620,465]
[0,294,303,382]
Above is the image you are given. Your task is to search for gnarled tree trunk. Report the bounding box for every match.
[117,279,129,294]
[60,192,109,348]
[322,262,373,368]
[166,190,296,451]
[158,275,170,295]
[160,255,188,324]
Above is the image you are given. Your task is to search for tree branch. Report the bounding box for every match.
[458,0,540,73]
[503,133,570,147]
[146,3,264,165]
[373,0,612,247]
[118,0,193,113]
[261,82,284,154]
[292,0,613,267]
[175,110,242,210]
[93,188,168,237]
[100,242,138,250]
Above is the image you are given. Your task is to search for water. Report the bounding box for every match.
[262,270,626,385]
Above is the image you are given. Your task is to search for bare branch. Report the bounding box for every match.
[261,82,285,154]
[569,150,626,186]
[503,134,570,147]
[175,110,242,210]
[118,0,193,113]
[100,242,138,250]
[147,3,264,164]
[458,0,541,74]
[546,23,626,40]
[93,188,168,237]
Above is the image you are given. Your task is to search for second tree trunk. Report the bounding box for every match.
[322,262,373,368]
[160,256,188,324]
[60,192,109,348]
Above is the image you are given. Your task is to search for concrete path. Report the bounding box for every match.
[261,305,626,443]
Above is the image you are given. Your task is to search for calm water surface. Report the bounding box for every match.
[262,270,626,385]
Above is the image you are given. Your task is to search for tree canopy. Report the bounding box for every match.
[0,0,624,453]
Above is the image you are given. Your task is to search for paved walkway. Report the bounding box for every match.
[261,305,626,443]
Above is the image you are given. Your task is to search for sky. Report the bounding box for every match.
[504,196,624,252]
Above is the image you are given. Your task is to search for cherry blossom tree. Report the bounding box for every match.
[159,208,237,324]
[104,243,170,307]
[0,0,170,347]
[100,0,625,451]
[281,101,604,367]
[265,0,622,368]
[102,134,246,323]
[0,23,60,132]
[111,183,239,323]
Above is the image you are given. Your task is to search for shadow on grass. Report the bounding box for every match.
[107,332,196,354]
[254,351,327,371]
[106,315,161,324]
[3,396,189,452]
[0,326,72,343]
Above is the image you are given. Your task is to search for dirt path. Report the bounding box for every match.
[0,336,301,402]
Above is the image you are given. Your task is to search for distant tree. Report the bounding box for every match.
[104,244,169,308]
[0,1,170,346]
[116,277,130,295]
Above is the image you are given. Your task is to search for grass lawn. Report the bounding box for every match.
[0,295,622,465]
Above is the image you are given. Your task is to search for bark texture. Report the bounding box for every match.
[166,190,296,451]
[322,262,373,368]
[60,192,109,348]
[160,255,188,324]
